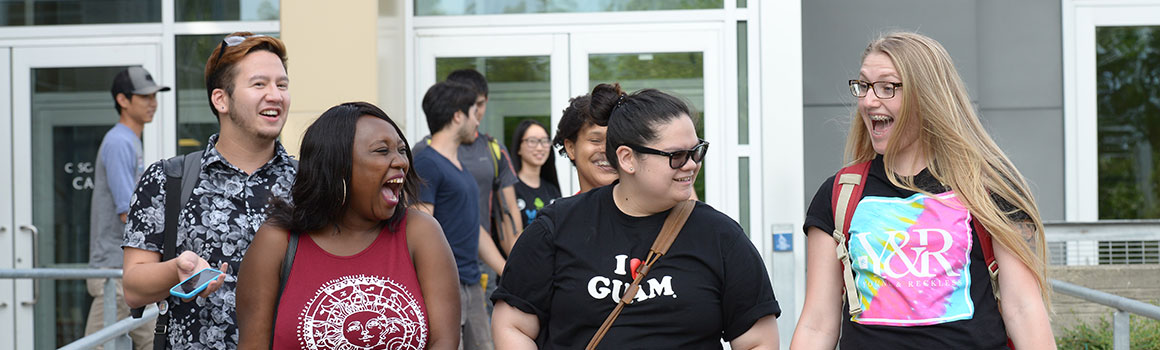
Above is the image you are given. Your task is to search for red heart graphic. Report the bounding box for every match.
[629,258,642,280]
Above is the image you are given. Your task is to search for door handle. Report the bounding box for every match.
[18,224,39,306]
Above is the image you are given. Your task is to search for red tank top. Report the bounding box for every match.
[273,217,428,349]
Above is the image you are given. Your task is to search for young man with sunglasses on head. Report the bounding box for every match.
[121,32,295,349]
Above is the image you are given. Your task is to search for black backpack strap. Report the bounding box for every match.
[149,150,203,350]
[178,151,203,207]
[270,231,299,346]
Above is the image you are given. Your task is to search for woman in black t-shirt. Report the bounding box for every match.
[791,32,1055,349]
[492,84,780,349]
[510,119,561,228]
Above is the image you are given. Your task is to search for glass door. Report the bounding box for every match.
[10,44,163,349]
[570,26,731,214]
[414,33,571,189]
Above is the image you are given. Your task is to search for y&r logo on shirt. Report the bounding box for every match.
[847,192,975,326]
[587,254,676,303]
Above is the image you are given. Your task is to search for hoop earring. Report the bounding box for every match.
[340,179,347,206]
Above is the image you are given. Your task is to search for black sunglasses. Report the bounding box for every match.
[626,140,709,169]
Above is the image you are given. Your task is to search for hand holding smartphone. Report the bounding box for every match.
[170,267,224,299]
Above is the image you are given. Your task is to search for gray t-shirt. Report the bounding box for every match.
[89,123,143,268]
[414,133,518,235]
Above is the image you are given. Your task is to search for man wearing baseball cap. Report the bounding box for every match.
[85,66,170,350]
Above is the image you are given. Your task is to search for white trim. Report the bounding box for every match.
[0,46,13,350]
[1063,0,1079,220]
[1064,0,1160,221]
[415,21,723,37]
[0,20,278,39]
[758,0,805,347]
[170,20,280,35]
[413,9,727,29]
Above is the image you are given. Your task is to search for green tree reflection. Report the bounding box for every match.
[1097,26,1160,219]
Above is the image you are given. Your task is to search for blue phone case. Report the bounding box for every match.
[169,267,223,299]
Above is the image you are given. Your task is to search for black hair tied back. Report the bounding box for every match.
[588,83,626,127]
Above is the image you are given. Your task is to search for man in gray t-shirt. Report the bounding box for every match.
[85,66,169,350]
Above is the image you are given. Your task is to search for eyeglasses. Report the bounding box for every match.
[522,138,551,147]
[626,140,709,169]
[215,34,268,64]
[849,80,903,99]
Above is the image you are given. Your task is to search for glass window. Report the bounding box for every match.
[588,52,705,199]
[737,21,748,145]
[739,156,750,235]
[1096,26,1160,219]
[176,0,279,22]
[416,0,722,16]
[0,0,159,26]
[176,35,223,154]
[434,56,552,147]
[31,66,129,348]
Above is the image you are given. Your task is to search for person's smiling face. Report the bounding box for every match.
[565,123,618,192]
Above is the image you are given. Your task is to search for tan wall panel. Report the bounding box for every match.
[280,0,379,156]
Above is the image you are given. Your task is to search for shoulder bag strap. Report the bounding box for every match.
[269,231,299,348]
[830,161,871,316]
[585,200,695,350]
[971,202,1014,349]
[972,219,1001,303]
[152,153,190,350]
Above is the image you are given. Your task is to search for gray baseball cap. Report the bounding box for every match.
[111,66,171,97]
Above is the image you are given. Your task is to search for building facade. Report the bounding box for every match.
[0,0,1156,348]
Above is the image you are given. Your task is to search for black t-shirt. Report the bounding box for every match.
[514,179,561,228]
[494,185,780,349]
[804,155,1009,349]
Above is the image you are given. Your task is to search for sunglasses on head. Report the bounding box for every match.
[626,139,709,169]
[214,34,268,64]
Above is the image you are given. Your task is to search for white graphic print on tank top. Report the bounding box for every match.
[298,274,427,349]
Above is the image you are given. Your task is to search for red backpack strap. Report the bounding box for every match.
[972,218,1001,303]
[972,217,1014,349]
[829,161,872,315]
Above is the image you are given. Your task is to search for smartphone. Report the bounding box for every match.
[170,267,224,299]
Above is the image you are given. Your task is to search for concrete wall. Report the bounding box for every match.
[801,0,1065,220]
[1050,265,1160,335]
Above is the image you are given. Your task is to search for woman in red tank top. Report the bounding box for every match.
[237,102,460,349]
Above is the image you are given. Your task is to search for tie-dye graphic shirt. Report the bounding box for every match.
[848,191,973,326]
[804,156,1010,349]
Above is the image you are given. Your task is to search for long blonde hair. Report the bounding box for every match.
[845,32,1051,307]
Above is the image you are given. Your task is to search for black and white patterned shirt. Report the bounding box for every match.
[122,134,296,349]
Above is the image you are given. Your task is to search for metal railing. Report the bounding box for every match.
[0,268,158,350]
[1050,279,1160,350]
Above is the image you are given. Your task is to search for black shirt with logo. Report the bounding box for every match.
[514,179,561,228]
[804,155,1010,349]
[493,184,780,349]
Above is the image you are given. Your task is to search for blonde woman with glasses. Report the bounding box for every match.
[792,32,1055,349]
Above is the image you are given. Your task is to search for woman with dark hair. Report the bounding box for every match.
[491,84,780,349]
[237,102,460,349]
[510,119,562,229]
[551,95,618,194]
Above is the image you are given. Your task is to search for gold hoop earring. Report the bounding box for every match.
[340,179,347,206]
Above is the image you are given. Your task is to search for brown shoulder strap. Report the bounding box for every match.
[585,200,695,350]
